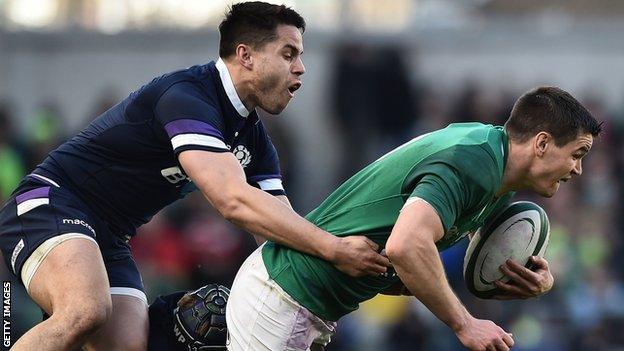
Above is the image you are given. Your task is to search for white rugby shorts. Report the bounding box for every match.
[226,245,336,351]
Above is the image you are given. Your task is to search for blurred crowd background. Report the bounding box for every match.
[2,0,624,350]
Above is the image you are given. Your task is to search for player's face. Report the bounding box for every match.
[530,132,593,197]
[251,25,305,114]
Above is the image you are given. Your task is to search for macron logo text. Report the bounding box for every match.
[62,219,96,236]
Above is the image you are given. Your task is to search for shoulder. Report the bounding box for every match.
[447,145,500,185]
[412,143,500,196]
[141,63,219,104]
[434,123,505,175]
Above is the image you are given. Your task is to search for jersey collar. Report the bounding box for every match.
[216,58,250,118]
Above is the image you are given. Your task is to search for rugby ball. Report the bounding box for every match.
[463,201,550,299]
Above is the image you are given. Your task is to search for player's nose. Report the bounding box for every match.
[292,57,305,76]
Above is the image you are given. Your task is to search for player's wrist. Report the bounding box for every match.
[449,311,473,334]
[319,233,340,262]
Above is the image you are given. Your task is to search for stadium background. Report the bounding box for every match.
[1,0,624,350]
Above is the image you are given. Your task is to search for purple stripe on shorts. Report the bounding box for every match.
[164,119,223,139]
[16,187,50,204]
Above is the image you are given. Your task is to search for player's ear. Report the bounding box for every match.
[534,132,550,157]
[235,44,254,70]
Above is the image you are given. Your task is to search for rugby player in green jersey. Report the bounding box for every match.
[226,86,601,351]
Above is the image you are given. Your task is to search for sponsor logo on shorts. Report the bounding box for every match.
[10,240,24,274]
[62,219,96,236]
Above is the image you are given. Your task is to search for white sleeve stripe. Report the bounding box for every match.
[258,178,283,191]
[401,197,433,212]
[171,133,228,150]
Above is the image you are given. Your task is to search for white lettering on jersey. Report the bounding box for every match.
[161,167,189,184]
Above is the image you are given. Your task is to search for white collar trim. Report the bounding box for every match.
[216,58,250,117]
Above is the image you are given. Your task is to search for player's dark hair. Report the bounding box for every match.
[219,2,306,58]
[505,86,602,146]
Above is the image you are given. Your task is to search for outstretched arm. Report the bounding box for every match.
[179,150,390,277]
[385,200,514,351]
[251,195,291,246]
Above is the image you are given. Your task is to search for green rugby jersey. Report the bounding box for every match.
[262,122,514,321]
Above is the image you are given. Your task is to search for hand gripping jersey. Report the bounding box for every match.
[32,59,285,237]
[262,123,514,321]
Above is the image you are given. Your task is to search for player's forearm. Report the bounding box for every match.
[181,150,340,262]
[387,239,471,331]
[209,184,338,261]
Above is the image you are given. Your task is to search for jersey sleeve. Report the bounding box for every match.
[154,82,229,157]
[406,145,500,233]
[246,124,285,196]
[408,164,466,232]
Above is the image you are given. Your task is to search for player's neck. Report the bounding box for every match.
[497,140,533,196]
[222,59,257,112]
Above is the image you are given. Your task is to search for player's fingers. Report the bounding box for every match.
[507,259,541,280]
[363,237,379,251]
[500,264,528,283]
[503,332,515,347]
[494,342,509,351]
[494,340,510,351]
[500,264,534,289]
[530,256,548,269]
[370,252,392,267]
[367,261,384,274]
[506,259,532,272]
[495,277,529,293]
[374,264,388,275]
[361,269,375,278]
[492,330,512,351]
[371,264,390,275]
[494,280,530,298]
[364,256,389,275]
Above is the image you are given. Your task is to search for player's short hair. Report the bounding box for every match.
[219,1,306,58]
[505,86,602,146]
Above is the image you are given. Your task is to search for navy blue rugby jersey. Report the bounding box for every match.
[34,59,285,237]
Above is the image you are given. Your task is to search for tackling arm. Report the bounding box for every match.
[179,150,390,277]
[251,195,291,246]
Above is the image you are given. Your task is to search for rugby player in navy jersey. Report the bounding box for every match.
[0,2,390,350]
